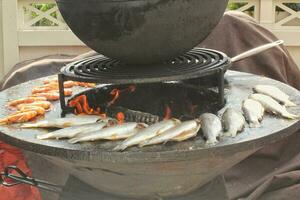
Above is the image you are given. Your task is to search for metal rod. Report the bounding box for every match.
[217,69,225,106]
[230,40,284,63]
[58,73,67,117]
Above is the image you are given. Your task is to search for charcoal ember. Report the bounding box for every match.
[106,106,160,125]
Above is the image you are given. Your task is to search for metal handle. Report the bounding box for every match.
[0,166,62,193]
[231,40,284,63]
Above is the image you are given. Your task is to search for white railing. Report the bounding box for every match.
[1,0,300,79]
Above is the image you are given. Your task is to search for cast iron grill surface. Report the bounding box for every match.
[60,48,229,84]
[0,71,299,162]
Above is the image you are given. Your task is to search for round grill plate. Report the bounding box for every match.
[61,48,230,84]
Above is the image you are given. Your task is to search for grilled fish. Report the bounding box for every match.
[68,122,145,144]
[36,122,107,140]
[139,120,201,147]
[254,85,296,107]
[113,119,180,151]
[242,99,264,127]
[250,94,298,119]
[222,108,245,137]
[21,116,101,128]
[171,130,198,142]
[199,113,222,145]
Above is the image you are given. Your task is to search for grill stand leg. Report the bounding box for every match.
[217,69,225,106]
[58,73,74,117]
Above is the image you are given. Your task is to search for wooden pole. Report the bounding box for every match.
[1,0,19,79]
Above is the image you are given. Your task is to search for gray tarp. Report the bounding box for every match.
[1,11,300,200]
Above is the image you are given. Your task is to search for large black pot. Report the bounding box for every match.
[55,0,229,64]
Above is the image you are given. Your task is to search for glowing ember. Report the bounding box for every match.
[116,112,125,124]
[164,106,172,119]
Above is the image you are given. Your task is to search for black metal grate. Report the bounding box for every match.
[60,48,230,84]
[58,48,229,117]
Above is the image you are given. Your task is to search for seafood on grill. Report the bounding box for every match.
[37,122,108,140]
[0,111,38,125]
[7,97,47,107]
[250,94,299,119]
[199,113,222,145]
[68,122,146,144]
[17,101,52,110]
[17,105,46,115]
[21,116,101,128]
[139,120,201,147]
[32,86,53,94]
[31,89,72,101]
[253,85,296,107]
[113,119,180,151]
[242,99,265,127]
[221,108,245,137]
[43,79,96,88]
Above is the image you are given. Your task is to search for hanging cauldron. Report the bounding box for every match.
[55,0,229,64]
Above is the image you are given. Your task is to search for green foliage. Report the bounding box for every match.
[25,3,58,26]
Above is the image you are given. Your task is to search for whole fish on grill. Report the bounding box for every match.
[171,131,197,142]
[113,119,180,151]
[36,122,107,140]
[221,108,245,137]
[250,94,298,119]
[21,116,102,128]
[253,85,296,107]
[139,120,201,147]
[68,122,146,144]
[199,113,222,145]
[242,99,265,127]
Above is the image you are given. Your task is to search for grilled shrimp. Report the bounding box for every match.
[0,111,38,125]
[17,105,46,115]
[17,101,51,110]
[32,86,53,94]
[8,97,47,107]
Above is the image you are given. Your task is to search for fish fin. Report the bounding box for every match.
[68,138,81,144]
[282,112,299,120]
[163,140,170,145]
[249,122,261,128]
[223,130,237,137]
[206,137,218,145]
[285,100,296,107]
[36,133,53,140]
[138,142,147,148]
[21,124,35,128]
[112,144,127,151]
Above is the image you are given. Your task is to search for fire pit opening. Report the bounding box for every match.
[67,81,224,124]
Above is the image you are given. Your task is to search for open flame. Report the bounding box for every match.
[69,95,102,115]
[68,85,136,123]
[68,84,202,123]
[108,85,136,106]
